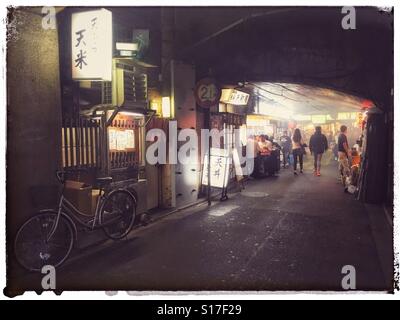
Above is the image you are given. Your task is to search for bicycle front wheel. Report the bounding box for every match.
[100,189,136,240]
[14,211,75,272]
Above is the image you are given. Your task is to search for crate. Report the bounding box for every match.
[64,180,92,216]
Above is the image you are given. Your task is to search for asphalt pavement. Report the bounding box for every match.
[8,154,393,293]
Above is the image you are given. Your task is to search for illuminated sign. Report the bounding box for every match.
[150,101,161,115]
[220,89,250,105]
[71,9,112,81]
[162,97,171,118]
[337,112,357,120]
[116,42,139,57]
[293,114,312,121]
[202,148,230,188]
[108,128,135,151]
[246,115,270,127]
[311,115,326,124]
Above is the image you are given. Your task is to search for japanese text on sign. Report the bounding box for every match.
[220,89,250,105]
[71,9,112,81]
[202,148,230,188]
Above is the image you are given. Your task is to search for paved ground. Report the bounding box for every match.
[8,154,393,293]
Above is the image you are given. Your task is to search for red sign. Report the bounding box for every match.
[361,99,373,109]
[194,77,221,108]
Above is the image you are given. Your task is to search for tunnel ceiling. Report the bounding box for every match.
[244,82,373,116]
[179,6,393,110]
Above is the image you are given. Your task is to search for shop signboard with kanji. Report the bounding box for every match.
[202,148,230,188]
[220,89,250,105]
[71,9,112,81]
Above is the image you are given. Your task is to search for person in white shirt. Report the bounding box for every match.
[258,135,273,156]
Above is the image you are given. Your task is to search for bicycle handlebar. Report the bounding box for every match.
[56,168,89,184]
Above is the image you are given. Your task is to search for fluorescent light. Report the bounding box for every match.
[162,97,171,118]
[150,101,161,114]
[116,42,139,51]
[119,111,144,117]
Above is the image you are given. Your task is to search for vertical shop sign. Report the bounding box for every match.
[202,148,230,188]
[71,9,112,81]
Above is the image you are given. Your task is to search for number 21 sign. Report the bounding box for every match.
[194,77,221,108]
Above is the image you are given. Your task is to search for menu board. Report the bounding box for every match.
[202,148,230,188]
[125,130,135,149]
[108,128,135,151]
[109,128,117,150]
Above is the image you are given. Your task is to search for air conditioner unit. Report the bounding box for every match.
[78,58,148,110]
[112,58,148,108]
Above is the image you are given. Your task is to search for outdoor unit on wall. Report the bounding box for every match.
[111,58,148,108]
[78,58,150,111]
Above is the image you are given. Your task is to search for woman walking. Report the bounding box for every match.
[292,128,304,175]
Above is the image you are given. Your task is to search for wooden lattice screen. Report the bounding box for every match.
[61,118,102,169]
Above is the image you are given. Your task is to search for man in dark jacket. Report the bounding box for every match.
[309,126,328,176]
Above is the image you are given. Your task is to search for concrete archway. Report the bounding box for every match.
[179,7,392,111]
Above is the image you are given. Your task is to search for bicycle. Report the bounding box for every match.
[14,169,137,272]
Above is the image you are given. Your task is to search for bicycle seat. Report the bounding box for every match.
[96,177,113,186]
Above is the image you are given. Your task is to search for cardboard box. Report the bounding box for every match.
[64,180,92,216]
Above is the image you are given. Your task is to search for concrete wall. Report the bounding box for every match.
[173,61,200,208]
[159,8,176,208]
[7,8,62,233]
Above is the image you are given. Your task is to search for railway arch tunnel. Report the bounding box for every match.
[173,6,393,206]
[5,5,395,294]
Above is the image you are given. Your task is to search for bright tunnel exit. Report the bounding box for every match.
[243,82,373,122]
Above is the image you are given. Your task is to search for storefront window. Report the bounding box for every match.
[107,111,144,170]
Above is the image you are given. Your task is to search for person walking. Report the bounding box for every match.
[337,125,351,186]
[280,130,292,168]
[309,126,329,176]
[292,128,304,175]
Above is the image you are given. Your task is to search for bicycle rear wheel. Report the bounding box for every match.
[100,189,136,240]
[14,211,75,272]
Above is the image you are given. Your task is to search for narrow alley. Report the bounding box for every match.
[17,155,391,292]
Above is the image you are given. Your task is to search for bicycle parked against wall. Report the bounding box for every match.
[14,169,137,272]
